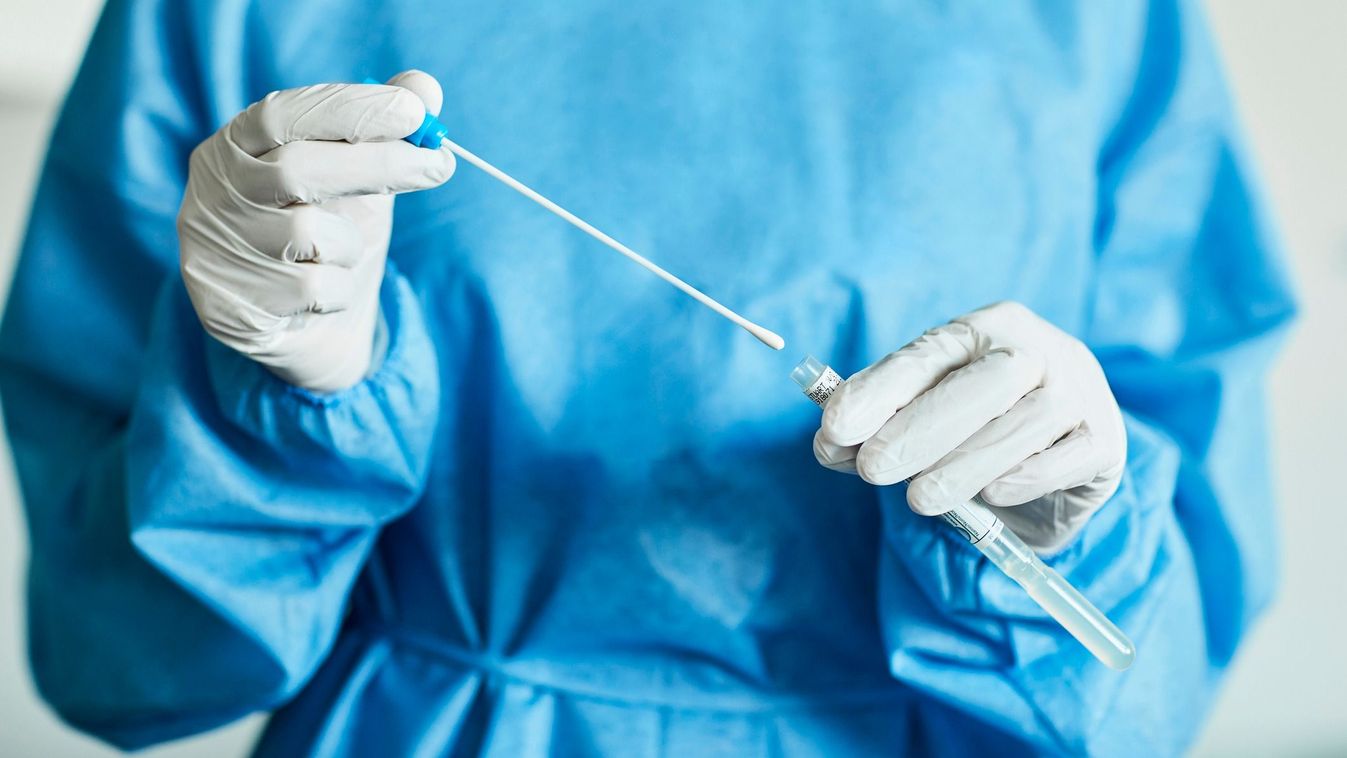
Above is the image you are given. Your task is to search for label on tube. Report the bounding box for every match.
[940,501,1004,548]
[802,367,843,407]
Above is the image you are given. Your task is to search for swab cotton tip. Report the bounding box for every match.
[748,325,786,350]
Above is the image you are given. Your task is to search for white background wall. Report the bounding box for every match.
[0,1,1343,755]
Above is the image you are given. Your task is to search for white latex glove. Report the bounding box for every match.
[814,301,1127,553]
[178,71,455,393]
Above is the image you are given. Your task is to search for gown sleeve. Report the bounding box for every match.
[0,0,440,748]
[874,1,1297,753]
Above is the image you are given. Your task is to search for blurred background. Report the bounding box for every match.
[0,1,1343,755]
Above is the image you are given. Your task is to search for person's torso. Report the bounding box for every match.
[220,2,1122,753]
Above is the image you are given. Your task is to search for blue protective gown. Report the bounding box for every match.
[2,0,1296,755]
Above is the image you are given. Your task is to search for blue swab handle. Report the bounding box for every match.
[362,77,448,149]
[404,113,448,149]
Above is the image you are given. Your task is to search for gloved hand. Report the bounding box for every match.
[178,71,455,393]
[814,301,1127,553]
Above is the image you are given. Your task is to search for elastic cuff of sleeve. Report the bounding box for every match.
[205,264,440,490]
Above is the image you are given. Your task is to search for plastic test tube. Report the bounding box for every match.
[791,355,1136,671]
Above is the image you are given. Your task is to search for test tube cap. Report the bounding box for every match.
[790,355,827,391]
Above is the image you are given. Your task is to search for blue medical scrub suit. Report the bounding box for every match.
[1,0,1295,755]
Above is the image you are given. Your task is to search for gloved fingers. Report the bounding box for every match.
[239,139,454,205]
[278,204,366,267]
[821,320,983,447]
[281,263,358,316]
[181,272,286,347]
[386,69,444,117]
[227,260,357,318]
[228,82,428,157]
[904,387,1080,515]
[955,300,1049,344]
[854,347,1045,486]
[979,424,1110,506]
[813,428,859,474]
[181,257,355,336]
[326,193,396,226]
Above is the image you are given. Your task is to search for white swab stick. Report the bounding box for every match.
[439,138,786,351]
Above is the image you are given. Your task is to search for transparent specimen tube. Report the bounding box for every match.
[791,354,1135,670]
